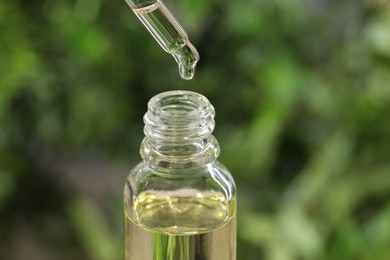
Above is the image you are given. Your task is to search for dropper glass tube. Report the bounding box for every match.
[124,0,200,80]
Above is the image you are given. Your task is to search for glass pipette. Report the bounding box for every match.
[124,0,200,80]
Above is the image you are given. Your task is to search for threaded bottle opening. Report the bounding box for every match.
[144,91,215,142]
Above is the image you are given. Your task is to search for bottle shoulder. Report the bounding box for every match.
[125,161,236,196]
[208,161,236,198]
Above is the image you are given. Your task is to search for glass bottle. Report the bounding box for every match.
[124,90,236,260]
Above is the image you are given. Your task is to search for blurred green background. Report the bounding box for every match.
[1,0,390,259]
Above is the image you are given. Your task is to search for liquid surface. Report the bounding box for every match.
[124,189,236,259]
[132,189,230,234]
[132,1,199,79]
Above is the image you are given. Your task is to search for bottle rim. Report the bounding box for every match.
[144,90,215,142]
[147,90,213,118]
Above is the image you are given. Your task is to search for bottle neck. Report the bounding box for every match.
[140,91,220,170]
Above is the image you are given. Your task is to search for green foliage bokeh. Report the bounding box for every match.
[1,0,390,259]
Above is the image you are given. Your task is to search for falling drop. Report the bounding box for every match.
[172,43,200,80]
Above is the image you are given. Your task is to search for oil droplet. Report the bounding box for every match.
[172,43,199,80]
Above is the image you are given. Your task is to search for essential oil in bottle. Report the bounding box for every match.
[124,91,236,260]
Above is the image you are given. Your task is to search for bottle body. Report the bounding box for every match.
[123,91,236,260]
[125,217,235,260]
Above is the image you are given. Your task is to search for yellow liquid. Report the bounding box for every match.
[132,1,199,80]
[124,189,236,260]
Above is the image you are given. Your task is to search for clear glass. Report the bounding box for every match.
[124,0,199,80]
[124,91,236,260]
